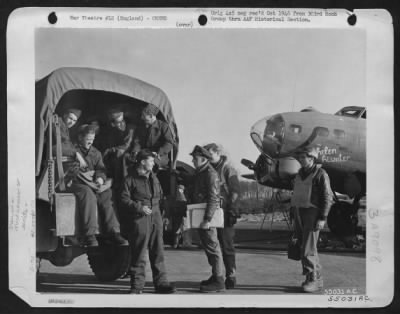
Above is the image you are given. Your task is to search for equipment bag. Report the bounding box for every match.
[287,234,301,261]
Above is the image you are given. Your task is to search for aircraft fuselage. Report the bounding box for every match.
[248,107,366,197]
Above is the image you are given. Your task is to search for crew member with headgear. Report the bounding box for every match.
[204,143,241,289]
[189,145,225,293]
[67,124,128,247]
[133,103,174,170]
[120,149,176,294]
[291,146,333,292]
[53,108,82,157]
[94,107,136,191]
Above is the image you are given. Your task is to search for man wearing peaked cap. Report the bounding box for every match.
[120,149,176,294]
[291,146,333,292]
[189,144,225,293]
[204,143,241,289]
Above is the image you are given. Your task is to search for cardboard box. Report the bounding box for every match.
[185,203,224,229]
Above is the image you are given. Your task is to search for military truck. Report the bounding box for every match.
[35,67,193,281]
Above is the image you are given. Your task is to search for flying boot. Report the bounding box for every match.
[200,276,225,293]
[303,271,323,292]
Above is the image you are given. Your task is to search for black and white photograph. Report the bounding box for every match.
[7,7,394,308]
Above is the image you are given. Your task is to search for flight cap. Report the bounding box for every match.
[65,108,82,119]
[77,124,97,137]
[136,149,157,163]
[190,145,212,159]
[142,103,159,116]
[107,108,124,121]
[203,143,220,152]
[296,147,319,159]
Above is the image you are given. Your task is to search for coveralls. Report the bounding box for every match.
[120,168,169,290]
[291,164,332,275]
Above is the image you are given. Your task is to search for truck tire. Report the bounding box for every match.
[87,244,131,282]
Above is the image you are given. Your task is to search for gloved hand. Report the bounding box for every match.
[226,211,238,227]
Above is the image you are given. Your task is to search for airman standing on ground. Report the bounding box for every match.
[204,143,241,289]
[120,149,176,294]
[190,145,225,293]
[291,146,333,292]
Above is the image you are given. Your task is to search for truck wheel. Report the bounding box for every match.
[87,244,131,282]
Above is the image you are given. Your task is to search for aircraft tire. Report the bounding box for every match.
[327,201,358,240]
[87,244,131,282]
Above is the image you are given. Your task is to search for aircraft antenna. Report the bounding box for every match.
[291,78,296,112]
[291,64,297,112]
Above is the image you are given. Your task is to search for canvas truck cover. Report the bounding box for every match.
[35,67,178,175]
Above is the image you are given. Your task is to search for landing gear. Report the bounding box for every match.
[327,193,364,248]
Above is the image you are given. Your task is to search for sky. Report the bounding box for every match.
[35,28,365,172]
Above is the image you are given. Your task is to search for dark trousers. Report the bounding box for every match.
[68,183,120,235]
[198,228,224,277]
[294,207,322,275]
[217,226,236,278]
[128,211,168,290]
[156,169,170,196]
[104,153,130,192]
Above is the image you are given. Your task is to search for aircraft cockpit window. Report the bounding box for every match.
[316,127,329,137]
[290,124,302,134]
[334,129,345,139]
[361,111,366,119]
[250,132,263,151]
[335,107,365,119]
[344,110,359,117]
[264,115,285,144]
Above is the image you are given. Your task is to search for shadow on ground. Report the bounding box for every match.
[37,273,309,295]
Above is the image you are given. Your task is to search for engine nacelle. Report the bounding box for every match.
[254,155,300,190]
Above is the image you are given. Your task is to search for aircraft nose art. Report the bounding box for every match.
[251,114,285,158]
